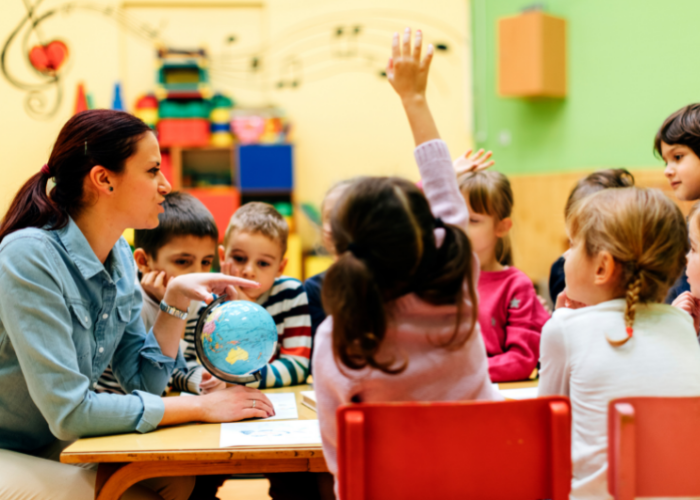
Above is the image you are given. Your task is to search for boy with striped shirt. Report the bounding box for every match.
[208,202,312,390]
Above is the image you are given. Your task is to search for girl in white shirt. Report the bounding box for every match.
[539,187,700,500]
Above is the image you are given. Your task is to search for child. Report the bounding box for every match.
[548,169,635,303]
[458,170,549,382]
[96,192,225,395]
[313,28,501,492]
[538,187,700,499]
[672,203,700,333]
[216,201,312,389]
[655,104,700,302]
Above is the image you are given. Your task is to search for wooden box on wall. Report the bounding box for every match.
[498,11,567,98]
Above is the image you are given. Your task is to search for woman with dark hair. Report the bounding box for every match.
[0,110,274,500]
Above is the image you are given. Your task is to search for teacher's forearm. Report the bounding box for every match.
[160,395,203,427]
[151,288,190,359]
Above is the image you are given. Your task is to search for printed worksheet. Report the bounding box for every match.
[261,393,299,421]
[220,420,321,448]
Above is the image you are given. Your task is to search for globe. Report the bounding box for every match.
[194,298,278,383]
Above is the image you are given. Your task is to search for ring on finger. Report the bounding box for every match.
[252,399,256,409]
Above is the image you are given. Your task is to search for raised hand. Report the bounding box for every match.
[454,149,495,176]
[387,27,434,101]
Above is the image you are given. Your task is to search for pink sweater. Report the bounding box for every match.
[478,267,550,383]
[312,140,502,481]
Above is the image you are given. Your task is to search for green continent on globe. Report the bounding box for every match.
[226,346,250,365]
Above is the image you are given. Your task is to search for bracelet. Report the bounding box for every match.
[159,300,189,320]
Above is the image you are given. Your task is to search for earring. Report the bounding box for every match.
[109,186,114,192]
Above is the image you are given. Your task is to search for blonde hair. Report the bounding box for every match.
[223,202,289,254]
[567,187,688,345]
[458,170,514,266]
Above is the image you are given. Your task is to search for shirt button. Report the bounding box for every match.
[84,316,89,323]
[98,347,104,353]
[102,313,109,320]
[93,382,98,388]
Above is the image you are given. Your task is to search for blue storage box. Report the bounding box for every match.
[236,144,293,192]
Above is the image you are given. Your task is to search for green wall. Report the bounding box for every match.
[472,0,700,175]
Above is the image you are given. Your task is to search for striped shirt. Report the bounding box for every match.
[247,276,312,388]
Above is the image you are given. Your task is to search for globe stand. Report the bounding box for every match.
[194,295,263,385]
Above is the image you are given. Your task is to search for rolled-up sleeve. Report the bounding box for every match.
[0,238,165,440]
[111,280,186,396]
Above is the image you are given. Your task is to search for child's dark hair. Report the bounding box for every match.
[565,169,635,218]
[134,192,218,258]
[321,177,478,375]
[654,104,700,159]
[458,170,514,266]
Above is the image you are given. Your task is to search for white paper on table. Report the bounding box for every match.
[220,420,321,448]
[498,387,539,400]
[261,393,299,421]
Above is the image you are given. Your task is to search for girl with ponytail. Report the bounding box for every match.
[0,110,273,500]
[312,28,501,494]
[539,187,700,499]
[458,169,550,383]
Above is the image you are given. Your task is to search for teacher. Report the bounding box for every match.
[0,110,274,500]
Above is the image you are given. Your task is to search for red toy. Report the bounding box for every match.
[608,396,700,499]
[29,40,68,74]
[337,396,572,500]
[157,119,210,147]
[74,83,88,114]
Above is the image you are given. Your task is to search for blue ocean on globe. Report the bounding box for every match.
[200,301,278,377]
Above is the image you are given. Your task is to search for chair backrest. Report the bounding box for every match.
[608,396,700,500]
[336,396,571,500]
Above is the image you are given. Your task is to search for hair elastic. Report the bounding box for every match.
[40,163,50,175]
[434,217,445,229]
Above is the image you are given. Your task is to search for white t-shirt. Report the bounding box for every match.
[539,299,700,500]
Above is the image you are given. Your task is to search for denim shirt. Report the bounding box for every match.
[0,218,182,452]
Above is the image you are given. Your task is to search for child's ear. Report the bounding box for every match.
[495,217,513,238]
[133,248,152,274]
[218,245,226,263]
[277,257,288,277]
[593,251,618,286]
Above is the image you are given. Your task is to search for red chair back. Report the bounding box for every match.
[336,396,571,500]
[608,396,700,500]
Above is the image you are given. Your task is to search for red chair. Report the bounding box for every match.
[336,397,571,500]
[608,396,700,499]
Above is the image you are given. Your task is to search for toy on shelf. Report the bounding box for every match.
[155,47,212,100]
[134,94,158,128]
[74,82,88,114]
[210,94,234,147]
[112,82,125,111]
[231,109,290,145]
[158,118,210,148]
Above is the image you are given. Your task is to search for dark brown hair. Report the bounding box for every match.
[321,177,478,374]
[458,170,514,266]
[0,110,152,243]
[135,192,218,258]
[654,104,700,159]
[565,169,635,218]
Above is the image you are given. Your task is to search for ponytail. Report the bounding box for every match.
[322,177,478,375]
[0,171,64,243]
[0,110,151,244]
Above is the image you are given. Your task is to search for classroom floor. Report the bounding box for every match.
[218,478,271,500]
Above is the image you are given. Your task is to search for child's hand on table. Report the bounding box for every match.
[454,149,495,176]
[199,371,228,394]
[672,291,700,334]
[200,385,275,421]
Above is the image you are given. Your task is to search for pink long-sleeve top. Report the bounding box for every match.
[478,267,550,383]
[312,140,502,484]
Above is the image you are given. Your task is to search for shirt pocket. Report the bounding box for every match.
[69,302,94,362]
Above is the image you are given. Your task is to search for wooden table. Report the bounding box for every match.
[61,380,538,500]
[61,385,325,500]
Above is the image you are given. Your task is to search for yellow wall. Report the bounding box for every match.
[0,0,473,242]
